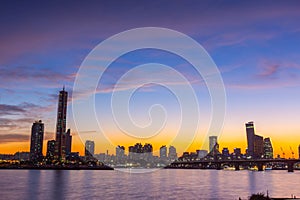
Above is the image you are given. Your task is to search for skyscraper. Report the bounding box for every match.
[55,87,68,160]
[209,136,218,152]
[85,140,95,157]
[263,137,273,159]
[30,120,44,161]
[298,145,300,159]
[246,121,255,157]
[246,121,264,158]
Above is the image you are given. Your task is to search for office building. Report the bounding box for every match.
[245,121,264,158]
[30,120,44,161]
[263,137,273,159]
[85,140,95,157]
[209,136,218,152]
[246,122,255,157]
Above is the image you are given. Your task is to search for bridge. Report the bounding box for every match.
[166,158,300,172]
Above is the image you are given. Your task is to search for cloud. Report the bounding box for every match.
[258,64,280,78]
[0,133,29,143]
[0,65,75,89]
[0,117,34,129]
[0,104,25,115]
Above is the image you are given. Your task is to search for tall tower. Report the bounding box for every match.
[55,87,68,160]
[246,122,255,157]
[209,136,218,152]
[30,120,44,161]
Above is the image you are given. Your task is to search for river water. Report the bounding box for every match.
[0,169,299,200]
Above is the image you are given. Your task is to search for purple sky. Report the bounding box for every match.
[1,1,300,155]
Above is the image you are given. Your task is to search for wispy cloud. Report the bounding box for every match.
[0,134,29,144]
[0,104,25,116]
[0,65,76,89]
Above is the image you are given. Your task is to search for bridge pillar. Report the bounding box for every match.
[216,163,222,170]
[234,163,240,171]
[257,163,263,171]
[287,162,294,172]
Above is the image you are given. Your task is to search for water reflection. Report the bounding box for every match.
[0,169,299,200]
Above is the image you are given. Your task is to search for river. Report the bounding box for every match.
[0,169,299,199]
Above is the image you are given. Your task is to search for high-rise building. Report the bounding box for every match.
[254,135,264,158]
[298,145,300,159]
[30,120,44,161]
[55,87,68,160]
[168,146,177,161]
[246,122,255,157]
[46,140,56,159]
[245,121,264,158]
[85,140,95,157]
[209,136,218,152]
[263,137,273,159]
[160,145,167,159]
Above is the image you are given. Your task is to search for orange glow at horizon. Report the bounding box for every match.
[1,132,299,159]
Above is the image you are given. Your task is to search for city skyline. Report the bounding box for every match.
[0,88,299,158]
[1,88,298,160]
[1,1,300,157]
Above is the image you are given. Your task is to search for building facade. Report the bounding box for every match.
[30,120,44,161]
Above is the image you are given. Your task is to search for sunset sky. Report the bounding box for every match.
[1,1,300,157]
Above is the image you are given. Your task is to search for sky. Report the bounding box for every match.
[0,0,300,157]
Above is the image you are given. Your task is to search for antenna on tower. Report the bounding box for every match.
[63,85,65,91]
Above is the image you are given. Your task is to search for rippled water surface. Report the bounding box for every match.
[0,169,299,199]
